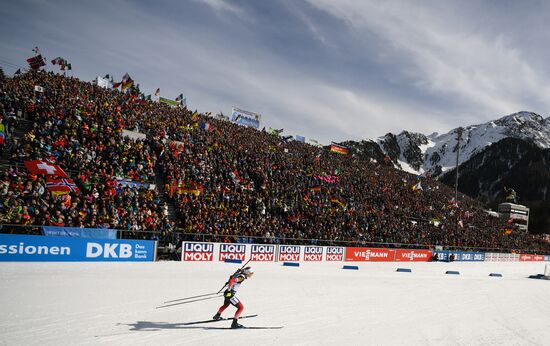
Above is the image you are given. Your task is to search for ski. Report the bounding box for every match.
[237,326,284,330]
[182,314,258,325]
[205,326,284,330]
[156,295,221,309]
[164,292,219,304]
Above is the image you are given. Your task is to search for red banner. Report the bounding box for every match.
[345,247,395,262]
[395,249,432,262]
[520,254,545,261]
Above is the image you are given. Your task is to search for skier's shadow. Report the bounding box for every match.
[122,321,232,331]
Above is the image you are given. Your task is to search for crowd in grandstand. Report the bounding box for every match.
[1,70,549,252]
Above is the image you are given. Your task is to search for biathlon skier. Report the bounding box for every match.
[213,266,254,329]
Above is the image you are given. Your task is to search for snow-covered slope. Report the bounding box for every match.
[1,261,550,345]
[377,112,550,176]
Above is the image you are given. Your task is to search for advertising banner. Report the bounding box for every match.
[325,247,344,261]
[460,252,485,262]
[250,244,275,261]
[303,246,323,261]
[0,234,155,262]
[231,107,261,129]
[545,255,550,262]
[219,243,246,261]
[519,254,545,262]
[395,249,432,262]
[160,97,180,107]
[181,242,214,261]
[96,76,111,88]
[434,251,484,262]
[345,247,395,262]
[42,226,116,240]
[278,245,301,262]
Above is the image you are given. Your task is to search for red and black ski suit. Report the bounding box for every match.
[216,273,246,319]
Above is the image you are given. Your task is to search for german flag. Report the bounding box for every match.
[330,143,349,155]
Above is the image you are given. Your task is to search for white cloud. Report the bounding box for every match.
[305,0,550,124]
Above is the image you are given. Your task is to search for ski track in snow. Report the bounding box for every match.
[1,261,549,345]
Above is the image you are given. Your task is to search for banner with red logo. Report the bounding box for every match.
[218,243,246,261]
[303,246,323,261]
[325,247,344,261]
[278,245,301,262]
[181,242,214,261]
[250,244,275,261]
[395,249,432,262]
[345,247,395,262]
[520,254,545,261]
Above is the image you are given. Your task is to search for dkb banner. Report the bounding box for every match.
[0,234,156,262]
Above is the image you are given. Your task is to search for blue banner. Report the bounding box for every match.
[433,251,485,262]
[231,107,261,129]
[545,255,550,262]
[0,234,155,262]
[42,226,117,239]
[116,179,151,190]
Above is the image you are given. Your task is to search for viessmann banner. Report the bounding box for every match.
[0,234,156,262]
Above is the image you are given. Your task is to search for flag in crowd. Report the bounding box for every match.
[26,54,46,70]
[113,73,133,90]
[330,143,349,155]
[295,135,305,143]
[268,127,284,135]
[24,160,69,178]
[412,181,423,191]
[46,177,80,195]
[175,93,186,106]
[51,57,71,70]
[154,88,160,97]
[0,122,5,145]
[330,197,347,208]
[14,69,21,75]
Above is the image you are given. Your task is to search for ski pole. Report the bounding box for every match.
[164,292,219,304]
[156,295,221,309]
[216,258,251,294]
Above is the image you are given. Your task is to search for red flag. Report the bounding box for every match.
[24,160,69,178]
[26,55,46,70]
[45,177,80,195]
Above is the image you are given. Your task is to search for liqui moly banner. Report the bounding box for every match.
[325,247,344,261]
[395,249,432,262]
[250,244,275,261]
[279,245,301,262]
[345,247,395,262]
[303,246,323,261]
[181,242,214,261]
[219,243,246,261]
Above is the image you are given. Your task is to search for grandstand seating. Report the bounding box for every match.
[1,70,549,253]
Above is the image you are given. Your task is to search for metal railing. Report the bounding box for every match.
[1,224,544,255]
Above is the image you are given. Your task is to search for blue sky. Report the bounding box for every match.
[2,0,550,144]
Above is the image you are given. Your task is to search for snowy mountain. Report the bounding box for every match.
[340,111,550,233]
[376,111,550,177]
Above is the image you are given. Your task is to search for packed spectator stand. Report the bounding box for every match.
[1,70,549,253]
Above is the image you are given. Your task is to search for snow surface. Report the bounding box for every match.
[1,261,550,346]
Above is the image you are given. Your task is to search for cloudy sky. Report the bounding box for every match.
[2,0,550,144]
